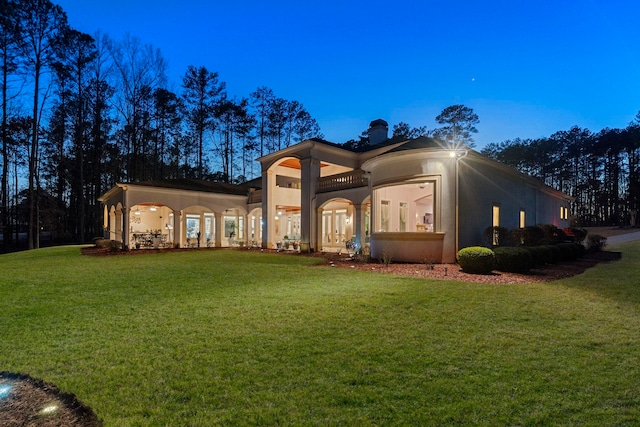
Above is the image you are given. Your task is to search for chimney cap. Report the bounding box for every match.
[369,119,388,128]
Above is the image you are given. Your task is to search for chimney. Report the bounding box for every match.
[368,119,389,145]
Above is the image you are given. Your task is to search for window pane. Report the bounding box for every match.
[374,182,435,233]
[186,214,200,239]
[492,206,500,227]
[399,202,407,232]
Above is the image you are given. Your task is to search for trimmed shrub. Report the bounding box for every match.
[587,234,607,251]
[457,246,495,274]
[556,242,578,261]
[483,226,512,247]
[494,246,533,273]
[538,224,562,244]
[526,245,553,266]
[568,227,588,244]
[542,244,561,264]
[510,226,545,246]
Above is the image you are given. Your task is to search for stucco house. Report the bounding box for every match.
[99,119,572,262]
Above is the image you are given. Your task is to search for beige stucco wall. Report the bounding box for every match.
[458,155,571,249]
[362,149,458,263]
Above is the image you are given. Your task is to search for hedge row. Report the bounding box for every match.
[484,225,588,247]
[457,242,585,274]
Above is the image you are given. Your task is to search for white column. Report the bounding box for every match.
[261,169,276,248]
[300,158,320,252]
[214,212,223,247]
[354,203,364,251]
[121,207,130,249]
[173,210,182,248]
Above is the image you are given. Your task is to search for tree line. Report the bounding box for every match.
[0,0,321,251]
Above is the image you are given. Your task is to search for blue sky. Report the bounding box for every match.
[55,0,640,149]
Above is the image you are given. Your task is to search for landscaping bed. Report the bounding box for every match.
[308,250,621,284]
[0,372,101,427]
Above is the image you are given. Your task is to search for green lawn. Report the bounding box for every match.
[1,244,639,426]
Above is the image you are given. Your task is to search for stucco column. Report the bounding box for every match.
[172,210,182,248]
[300,157,320,252]
[261,169,276,248]
[121,207,130,249]
[354,203,365,251]
[214,212,223,247]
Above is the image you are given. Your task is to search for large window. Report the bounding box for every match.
[204,213,214,243]
[399,202,408,232]
[374,181,435,233]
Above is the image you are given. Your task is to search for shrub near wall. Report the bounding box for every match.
[526,245,553,267]
[457,247,495,274]
[493,246,533,273]
[543,244,562,264]
[556,242,579,261]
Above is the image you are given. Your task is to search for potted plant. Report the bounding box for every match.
[284,235,290,249]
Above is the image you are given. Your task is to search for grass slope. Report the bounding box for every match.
[1,245,639,425]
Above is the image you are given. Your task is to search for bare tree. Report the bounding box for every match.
[14,0,68,249]
[107,33,166,182]
[0,0,22,249]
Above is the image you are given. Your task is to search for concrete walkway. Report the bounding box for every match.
[606,231,640,245]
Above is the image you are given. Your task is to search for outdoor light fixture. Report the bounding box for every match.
[134,208,141,215]
[0,384,11,399]
[150,206,157,212]
[39,405,59,416]
[449,149,468,159]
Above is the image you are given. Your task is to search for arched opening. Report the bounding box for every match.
[129,203,174,248]
[248,207,263,247]
[318,198,370,252]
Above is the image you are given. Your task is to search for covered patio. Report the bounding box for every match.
[98,180,260,250]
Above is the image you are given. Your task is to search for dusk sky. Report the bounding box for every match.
[55,0,640,149]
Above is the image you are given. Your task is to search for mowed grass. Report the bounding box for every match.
[1,245,639,426]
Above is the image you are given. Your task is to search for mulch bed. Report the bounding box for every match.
[311,250,622,284]
[0,372,101,427]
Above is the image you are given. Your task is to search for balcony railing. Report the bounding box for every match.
[317,169,368,193]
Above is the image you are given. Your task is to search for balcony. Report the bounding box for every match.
[317,169,368,193]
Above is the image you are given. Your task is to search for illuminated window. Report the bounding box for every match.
[374,182,435,233]
[492,205,500,245]
[519,210,526,228]
[492,205,500,227]
[399,202,408,232]
[560,206,569,220]
[380,200,390,232]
